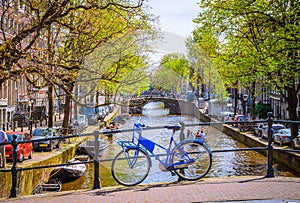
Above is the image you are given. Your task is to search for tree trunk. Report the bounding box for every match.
[234,88,238,115]
[62,94,71,131]
[251,82,256,121]
[286,86,298,143]
[62,84,74,135]
[47,85,54,128]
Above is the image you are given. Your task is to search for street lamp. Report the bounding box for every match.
[29,99,34,135]
[243,94,248,116]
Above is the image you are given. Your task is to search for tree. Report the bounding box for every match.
[0,1,147,82]
[79,33,152,104]
[186,30,229,107]
[193,0,300,141]
[155,53,189,94]
[0,0,157,131]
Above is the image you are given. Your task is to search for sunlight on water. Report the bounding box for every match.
[62,102,296,190]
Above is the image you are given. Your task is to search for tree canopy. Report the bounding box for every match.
[193,0,300,139]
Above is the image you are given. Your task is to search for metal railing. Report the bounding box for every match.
[1,112,300,198]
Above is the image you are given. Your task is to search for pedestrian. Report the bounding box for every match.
[195,129,206,142]
[186,129,193,138]
[0,129,8,169]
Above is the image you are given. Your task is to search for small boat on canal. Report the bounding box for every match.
[33,180,62,194]
[48,158,87,183]
[102,121,122,137]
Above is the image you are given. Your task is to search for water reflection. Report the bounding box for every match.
[63,102,296,190]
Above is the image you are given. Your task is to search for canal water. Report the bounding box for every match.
[62,102,296,191]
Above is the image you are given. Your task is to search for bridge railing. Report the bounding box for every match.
[1,113,300,198]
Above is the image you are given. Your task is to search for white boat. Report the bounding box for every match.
[78,138,110,159]
[48,158,86,183]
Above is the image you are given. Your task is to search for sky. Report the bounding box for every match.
[147,0,200,38]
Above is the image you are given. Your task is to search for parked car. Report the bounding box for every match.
[226,112,235,122]
[292,135,300,149]
[233,114,246,127]
[32,128,60,151]
[273,128,292,146]
[219,111,234,122]
[5,132,33,162]
[261,124,285,140]
[198,97,206,109]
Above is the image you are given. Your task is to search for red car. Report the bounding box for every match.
[5,132,33,163]
[233,114,246,127]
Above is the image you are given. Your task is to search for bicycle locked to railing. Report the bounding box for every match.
[111,121,213,186]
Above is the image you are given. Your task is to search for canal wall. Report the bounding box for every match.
[192,102,300,176]
[222,125,300,176]
[0,142,79,197]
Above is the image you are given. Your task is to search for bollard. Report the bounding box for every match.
[266,112,275,178]
[179,122,185,141]
[93,130,101,189]
[9,134,18,198]
[13,121,16,131]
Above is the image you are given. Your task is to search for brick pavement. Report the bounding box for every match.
[1,176,299,203]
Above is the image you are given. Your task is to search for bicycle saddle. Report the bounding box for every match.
[166,124,181,131]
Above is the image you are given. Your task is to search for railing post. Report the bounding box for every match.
[179,122,185,142]
[266,112,275,178]
[93,130,101,189]
[178,122,185,182]
[9,134,18,198]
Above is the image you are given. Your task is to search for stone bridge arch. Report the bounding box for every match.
[126,97,200,117]
[128,97,181,115]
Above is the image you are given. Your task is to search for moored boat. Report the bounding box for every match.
[33,180,62,194]
[48,158,86,183]
[102,121,122,137]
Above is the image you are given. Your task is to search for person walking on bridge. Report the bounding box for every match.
[0,129,8,169]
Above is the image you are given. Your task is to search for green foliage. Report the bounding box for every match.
[160,53,190,78]
[186,35,228,100]
[152,65,183,93]
[193,0,300,125]
[255,103,272,119]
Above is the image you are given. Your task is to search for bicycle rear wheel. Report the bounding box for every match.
[172,140,212,181]
[111,148,151,186]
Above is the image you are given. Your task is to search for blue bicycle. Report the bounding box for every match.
[111,122,212,186]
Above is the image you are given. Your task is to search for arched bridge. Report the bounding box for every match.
[122,96,201,116]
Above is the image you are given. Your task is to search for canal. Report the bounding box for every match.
[62,102,296,191]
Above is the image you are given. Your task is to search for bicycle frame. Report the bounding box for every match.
[117,122,190,170]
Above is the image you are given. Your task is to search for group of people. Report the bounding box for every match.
[0,129,8,169]
[187,128,206,142]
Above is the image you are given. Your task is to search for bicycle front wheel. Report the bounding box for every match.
[172,140,212,181]
[111,148,151,186]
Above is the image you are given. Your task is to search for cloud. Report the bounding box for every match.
[147,0,199,37]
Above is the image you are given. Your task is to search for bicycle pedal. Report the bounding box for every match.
[170,171,176,176]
